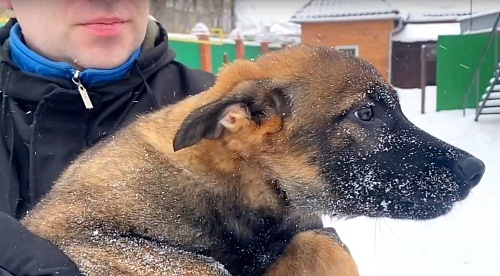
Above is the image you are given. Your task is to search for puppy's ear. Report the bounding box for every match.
[265,88,291,117]
[173,101,250,152]
[172,80,291,152]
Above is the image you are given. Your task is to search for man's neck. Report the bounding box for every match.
[8,22,142,86]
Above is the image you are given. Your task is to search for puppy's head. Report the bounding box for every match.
[173,45,485,220]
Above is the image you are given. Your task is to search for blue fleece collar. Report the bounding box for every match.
[9,22,142,86]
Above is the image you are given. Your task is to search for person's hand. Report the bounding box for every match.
[0,212,81,276]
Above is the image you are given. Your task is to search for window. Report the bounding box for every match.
[335,45,359,57]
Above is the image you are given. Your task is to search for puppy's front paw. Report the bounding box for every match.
[263,228,358,276]
[312,227,351,254]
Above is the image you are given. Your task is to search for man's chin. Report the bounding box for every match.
[72,49,136,70]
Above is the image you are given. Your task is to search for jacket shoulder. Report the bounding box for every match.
[174,61,216,95]
[147,61,216,107]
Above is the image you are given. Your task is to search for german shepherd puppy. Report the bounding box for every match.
[21,45,485,276]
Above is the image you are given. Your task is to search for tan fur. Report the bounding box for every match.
[264,229,359,276]
[20,46,368,275]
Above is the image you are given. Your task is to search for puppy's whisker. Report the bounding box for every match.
[381,219,399,241]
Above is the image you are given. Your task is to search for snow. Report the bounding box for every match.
[386,0,499,23]
[392,23,461,43]
[233,0,303,44]
[226,22,301,44]
[323,86,500,276]
[235,0,306,27]
[288,0,400,23]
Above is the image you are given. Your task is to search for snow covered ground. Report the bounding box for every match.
[323,86,500,276]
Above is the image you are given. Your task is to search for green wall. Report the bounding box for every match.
[169,40,202,69]
[436,32,500,111]
[245,44,263,61]
[211,43,237,74]
[211,43,264,74]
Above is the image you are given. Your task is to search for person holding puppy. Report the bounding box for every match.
[0,1,215,275]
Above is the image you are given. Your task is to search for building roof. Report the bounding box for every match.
[392,23,461,42]
[399,2,494,23]
[289,0,401,23]
[457,9,500,22]
[405,11,472,23]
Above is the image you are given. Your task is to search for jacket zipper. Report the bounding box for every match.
[71,70,94,109]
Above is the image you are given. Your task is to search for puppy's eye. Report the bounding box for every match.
[354,107,374,121]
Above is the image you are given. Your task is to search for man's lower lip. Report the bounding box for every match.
[81,22,124,36]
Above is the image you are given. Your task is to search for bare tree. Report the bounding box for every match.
[150,0,235,34]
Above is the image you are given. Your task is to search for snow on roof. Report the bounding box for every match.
[392,23,461,43]
[405,11,474,23]
[398,2,494,23]
[227,22,301,44]
[289,0,401,23]
[457,9,500,21]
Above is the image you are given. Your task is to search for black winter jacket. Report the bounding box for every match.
[0,18,216,219]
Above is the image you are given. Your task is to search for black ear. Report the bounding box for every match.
[172,100,244,152]
[172,81,292,152]
[266,88,292,117]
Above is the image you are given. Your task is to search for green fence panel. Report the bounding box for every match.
[166,39,281,75]
[211,43,237,75]
[436,32,500,111]
[169,40,202,70]
[245,44,262,61]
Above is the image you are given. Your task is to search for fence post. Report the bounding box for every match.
[235,37,245,59]
[261,41,270,54]
[420,44,427,114]
[197,34,212,72]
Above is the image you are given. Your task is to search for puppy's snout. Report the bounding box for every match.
[458,156,485,188]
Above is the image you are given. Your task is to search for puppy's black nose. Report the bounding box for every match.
[458,156,485,188]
